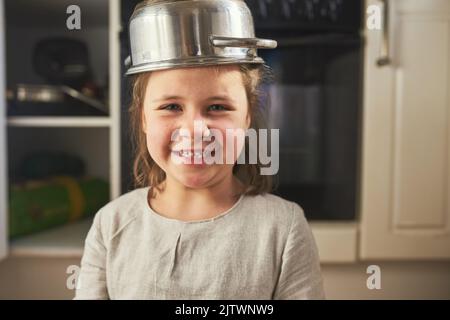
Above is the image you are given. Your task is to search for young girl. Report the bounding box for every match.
[75,0,324,300]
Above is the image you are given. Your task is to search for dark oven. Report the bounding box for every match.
[246,0,364,220]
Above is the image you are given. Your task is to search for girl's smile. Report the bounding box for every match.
[171,149,210,166]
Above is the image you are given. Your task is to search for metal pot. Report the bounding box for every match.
[124,0,277,76]
[8,84,108,114]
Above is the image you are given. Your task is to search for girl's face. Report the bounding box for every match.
[142,65,250,189]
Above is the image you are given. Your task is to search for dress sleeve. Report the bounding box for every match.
[272,202,325,300]
[73,209,109,300]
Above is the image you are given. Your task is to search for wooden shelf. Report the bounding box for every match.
[9,218,93,258]
[7,117,112,128]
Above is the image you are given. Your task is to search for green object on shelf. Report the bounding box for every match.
[9,176,109,239]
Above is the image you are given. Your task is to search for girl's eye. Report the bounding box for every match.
[162,104,182,111]
[208,104,227,111]
[160,104,228,112]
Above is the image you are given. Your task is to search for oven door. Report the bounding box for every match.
[259,33,363,220]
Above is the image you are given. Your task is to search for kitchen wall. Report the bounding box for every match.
[0,257,449,299]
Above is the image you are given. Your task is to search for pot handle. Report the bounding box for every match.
[124,55,131,68]
[210,35,277,49]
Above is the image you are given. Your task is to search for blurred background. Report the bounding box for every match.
[0,0,449,299]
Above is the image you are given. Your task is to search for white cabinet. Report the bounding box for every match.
[0,0,121,261]
[361,0,450,259]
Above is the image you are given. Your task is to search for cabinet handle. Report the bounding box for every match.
[377,0,391,66]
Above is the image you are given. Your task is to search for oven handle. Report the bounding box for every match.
[376,0,391,66]
[272,33,362,47]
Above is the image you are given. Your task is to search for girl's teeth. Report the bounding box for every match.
[178,150,203,158]
[179,150,191,157]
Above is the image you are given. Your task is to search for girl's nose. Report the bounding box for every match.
[176,118,211,143]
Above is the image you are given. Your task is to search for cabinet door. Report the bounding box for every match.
[361,0,450,259]
[0,0,7,261]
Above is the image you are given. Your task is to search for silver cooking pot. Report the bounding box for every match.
[124,0,277,76]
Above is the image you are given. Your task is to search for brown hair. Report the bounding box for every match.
[128,63,276,198]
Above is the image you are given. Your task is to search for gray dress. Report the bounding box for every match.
[74,187,325,299]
